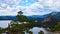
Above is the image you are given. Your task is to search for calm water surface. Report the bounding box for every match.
[0,20,11,28]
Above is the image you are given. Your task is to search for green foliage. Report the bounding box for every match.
[51,22,60,32]
[24,28,29,33]
[0,28,8,34]
[11,23,25,32]
[10,20,27,34]
[10,11,32,33]
[18,11,23,15]
[29,31,33,34]
[10,20,18,24]
[20,31,25,34]
[0,28,2,34]
[16,11,28,22]
[38,31,44,34]
[28,19,35,26]
[42,21,57,28]
[16,15,27,22]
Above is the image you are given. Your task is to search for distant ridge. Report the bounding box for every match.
[0,12,60,20]
[0,16,17,20]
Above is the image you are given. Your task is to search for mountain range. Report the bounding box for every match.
[0,16,17,20]
[0,12,60,20]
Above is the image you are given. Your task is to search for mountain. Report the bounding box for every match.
[42,14,56,23]
[51,12,60,19]
[0,16,17,20]
[29,12,60,19]
[27,15,48,20]
[42,12,60,23]
[0,12,60,20]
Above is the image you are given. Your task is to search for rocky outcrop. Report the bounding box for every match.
[42,13,54,23]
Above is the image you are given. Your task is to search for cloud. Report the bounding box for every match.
[0,0,20,7]
[0,6,17,16]
[0,0,60,16]
[0,0,21,16]
[39,0,60,11]
[25,0,60,15]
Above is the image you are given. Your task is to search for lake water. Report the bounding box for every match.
[30,27,48,34]
[0,20,48,34]
[0,20,11,28]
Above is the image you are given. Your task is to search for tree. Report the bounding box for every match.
[20,31,25,34]
[10,20,25,34]
[38,31,44,34]
[16,11,28,22]
[0,27,2,34]
[29,31,33,34]
[28,19,35,26]
[18,11,23,15]
[10,11,35,34]
[24,28,29,33]
[51,22,60,32]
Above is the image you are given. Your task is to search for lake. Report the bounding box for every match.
[0,20,48,34]
[29,27,48,34]
[0,20,11,28]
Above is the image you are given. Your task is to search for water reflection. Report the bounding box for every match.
[25,27,48,34]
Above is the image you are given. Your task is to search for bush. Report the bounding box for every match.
[29,31,33,34]
[51,22,60,32]
[38,31,44,34]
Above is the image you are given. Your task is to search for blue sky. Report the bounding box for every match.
[0,0,60,16]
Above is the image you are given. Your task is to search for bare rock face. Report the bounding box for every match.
[42,12,60,23]
[41,13,57,28]
[42,14,53,23]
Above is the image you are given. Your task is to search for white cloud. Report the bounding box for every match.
[0,6,18,16]
[0,0,60,16]
[0,0,21,16]
[40,0,60,11]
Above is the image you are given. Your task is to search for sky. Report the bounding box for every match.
[0,0,60,16]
